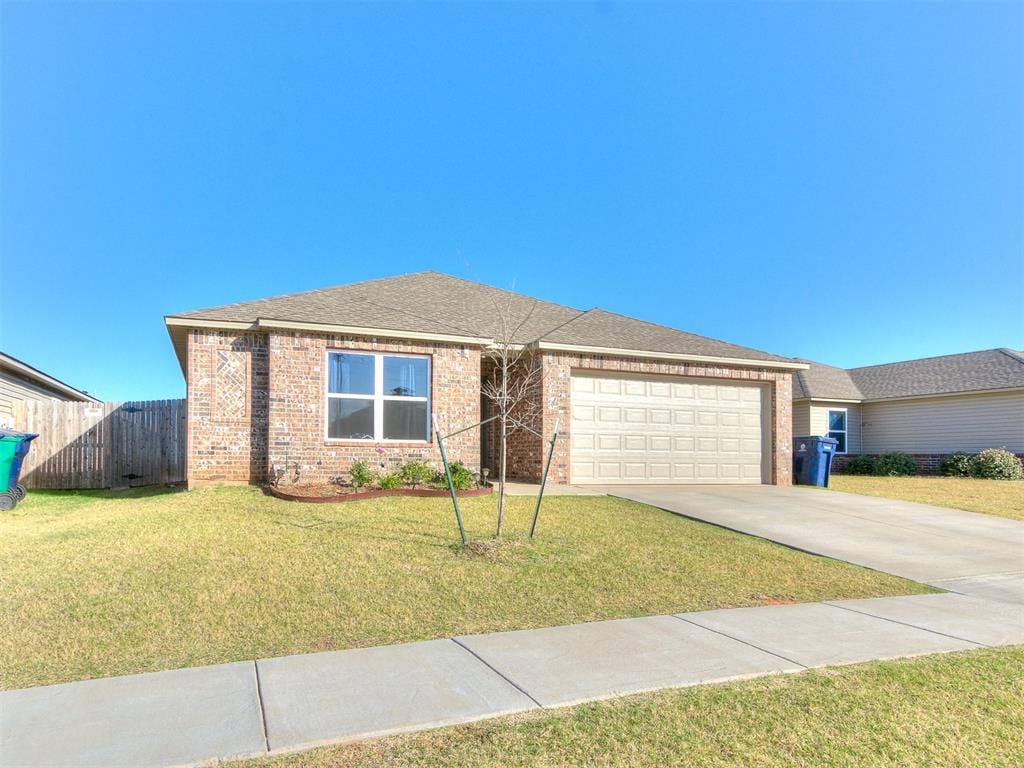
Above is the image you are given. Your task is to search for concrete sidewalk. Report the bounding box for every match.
[3,592,1021,768]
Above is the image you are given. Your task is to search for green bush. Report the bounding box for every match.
[349,460,376,489]
[434,461,476,491]
[968,448,1024,480]
[874,453,917,477]
[844,455,876,475]
[399,460,433,488]
[377,472,404,490]
[939,453,973,477]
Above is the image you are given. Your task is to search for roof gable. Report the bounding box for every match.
[168,271,799,367]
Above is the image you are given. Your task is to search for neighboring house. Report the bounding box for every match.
[165,272,808,489]
[792,349,1024,472]
[0,352,101,428]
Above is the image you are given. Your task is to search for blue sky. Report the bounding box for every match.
[2,1,1021,401]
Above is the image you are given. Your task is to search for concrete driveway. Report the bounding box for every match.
[608,485,1024,604]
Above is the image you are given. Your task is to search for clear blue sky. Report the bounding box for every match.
[2,1,1021,401]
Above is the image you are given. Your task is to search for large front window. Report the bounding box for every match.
[827,409,848,453]
[326,351,430,441]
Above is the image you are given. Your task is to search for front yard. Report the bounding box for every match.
[236,647,1024,768]
[830,475,1024,521]
[0,487,927,690]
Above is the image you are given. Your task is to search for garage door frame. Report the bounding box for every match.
[568,369,772,485]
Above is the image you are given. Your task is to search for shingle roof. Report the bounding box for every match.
[540,308,789,363]
[794,349,1024,401]
[792,361,863,401]
[169,271,797,364]
[848,348,1024,400]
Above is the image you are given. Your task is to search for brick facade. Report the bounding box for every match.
[186,329,481,487]
[188,330,793,488]
[490,352,794,485]
[186,330,269,486]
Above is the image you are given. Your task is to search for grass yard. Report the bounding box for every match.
[0,486,929,690]
[235,647,1024,768]
[830,475,1024,521]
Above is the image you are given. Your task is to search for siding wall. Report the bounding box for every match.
[792,402,810,437]
[861,390,1024,454]
[808,401,862,454]
[0,369,81,428]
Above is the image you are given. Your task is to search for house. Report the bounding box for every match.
[792,349,1024,472]
[164,272,808,488]
[0,352,101,429]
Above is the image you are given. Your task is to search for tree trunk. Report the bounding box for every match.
[496,415,507,537]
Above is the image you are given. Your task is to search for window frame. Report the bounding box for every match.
[324,350,431,443]
[826,408,848,454]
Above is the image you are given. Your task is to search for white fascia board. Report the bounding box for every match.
[534,341,810,371]
[0,354,102,403]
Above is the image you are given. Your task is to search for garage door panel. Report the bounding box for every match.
[570,372,765,485]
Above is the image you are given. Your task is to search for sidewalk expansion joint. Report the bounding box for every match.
[253,660,271,753]
[825,602,990,648]
[672,614,809,670]
[450,638,544,709]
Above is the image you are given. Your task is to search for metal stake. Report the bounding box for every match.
[529,417,559,539]
[433,414,467,545]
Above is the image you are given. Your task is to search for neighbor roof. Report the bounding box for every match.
[166,271,801,370]
[794,348,1024,401]
[0,352,102,403]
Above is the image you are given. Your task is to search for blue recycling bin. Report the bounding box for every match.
[792,435,839,487]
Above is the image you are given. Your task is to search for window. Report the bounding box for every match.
[827,409,847,453]
[326,351,430,441]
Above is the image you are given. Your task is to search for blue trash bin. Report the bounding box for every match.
[792,436,839,487]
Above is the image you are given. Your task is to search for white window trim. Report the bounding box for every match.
[826,408,848,454]
[325,350,431,443]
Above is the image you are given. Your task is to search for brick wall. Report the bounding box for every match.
[265,331,481,485]
[503,352,794,485]
[186,330,268,487]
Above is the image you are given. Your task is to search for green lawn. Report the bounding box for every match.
[830,475,1024,521]
[0,486,928,690]
[233,647,1024,768]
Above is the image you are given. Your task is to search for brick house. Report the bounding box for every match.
[165,272,808,489]
[792,349,1024,473]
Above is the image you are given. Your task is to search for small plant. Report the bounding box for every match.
[968,448,1024,480]
[435,461,476,491]
[874,452,917,477]
[939,453,972,477]
[377,472,403,490]
[349,460,376,489]
[399,460,433,488]
[844,455,876,475]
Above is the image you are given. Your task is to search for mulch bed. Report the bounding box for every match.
[266,482,493,503]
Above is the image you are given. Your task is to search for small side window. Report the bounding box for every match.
[827,409,848,453]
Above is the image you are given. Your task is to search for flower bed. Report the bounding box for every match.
[267,482,493,504]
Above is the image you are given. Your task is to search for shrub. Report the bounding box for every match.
[377,472,403,490]
[349,460,375,489]
[399,460,433,488]
[874,452,917,477]
[844,455,876,475]
[968,448,1024,480]
[939,453,972,477]
[435,461,476,491]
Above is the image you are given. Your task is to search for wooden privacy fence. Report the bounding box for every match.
[16,400,186,489]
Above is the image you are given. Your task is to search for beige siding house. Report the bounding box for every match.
[792,349,1024,472]
[0,352,101,428]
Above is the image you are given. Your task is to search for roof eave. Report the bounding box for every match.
[0,353,103,403]
[533,341,809,370]
[860,386,1024,403]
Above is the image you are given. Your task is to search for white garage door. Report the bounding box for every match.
[570,372,767,484]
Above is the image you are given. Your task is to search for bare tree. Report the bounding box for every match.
[481,296,545,537]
